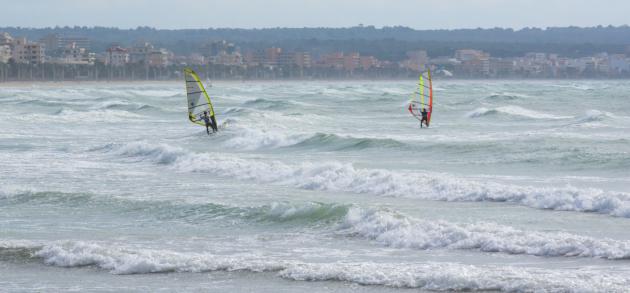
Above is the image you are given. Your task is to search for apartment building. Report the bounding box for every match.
[0,45,11,63]
[105,46,130,66]
[11,38,45,64]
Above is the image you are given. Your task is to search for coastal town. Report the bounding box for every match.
[1,31,630,81]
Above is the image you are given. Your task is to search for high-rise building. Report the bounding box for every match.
[343,52,360,71]
[294,52,312,68]
[11,37,45,64]
[265,47,282,65]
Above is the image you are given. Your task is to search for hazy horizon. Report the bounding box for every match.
[1,0,628,30]
[2,24,630,30]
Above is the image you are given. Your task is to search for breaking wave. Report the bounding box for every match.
[1,240,628,291]
[221,129,406,151]
[6,189,630,260]
[98,141,630,218]
[340,207,630,259]
[467,106,570,120]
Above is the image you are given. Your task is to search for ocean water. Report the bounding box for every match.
[1,80,630,292]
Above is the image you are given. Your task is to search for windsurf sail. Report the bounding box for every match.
[184,68,217,131]
[407,69,433,127]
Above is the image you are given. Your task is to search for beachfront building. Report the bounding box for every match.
[455,49,490,76]
[129,42,154,64]
[343,52,360,72]
[105,46,129,66]
[321,52,345,69]
[0,32,13,46]
[56,42,94,65]
[147,48,172,67]
[293,52,312,68]
[360,56,379,70]
[11,37,45,64]
[0,45,11,63]
[265,47,282,66]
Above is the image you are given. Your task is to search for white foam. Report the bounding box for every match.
[467,106,570,119]
[10,240,627,291]
[340,207,630,259]
[280,262,629,291]
[222,127,309,150]
[107,141,630,218]
[466,107,493,118]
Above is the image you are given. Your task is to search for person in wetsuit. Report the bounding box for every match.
[420,108,429,128]
[202,111,217,134]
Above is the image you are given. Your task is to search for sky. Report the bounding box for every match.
[1,0,628,29]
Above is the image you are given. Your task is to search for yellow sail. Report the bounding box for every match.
[407,70,433,126]
[183,68,215,126]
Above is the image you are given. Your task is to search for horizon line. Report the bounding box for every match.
[2,24,630,31]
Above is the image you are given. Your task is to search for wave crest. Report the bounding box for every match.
[1,240,627,291]
[98,141,630,218]
[467,106,569,120]
[340,207,630,259]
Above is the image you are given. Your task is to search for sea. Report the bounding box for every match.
[1,80,630,292]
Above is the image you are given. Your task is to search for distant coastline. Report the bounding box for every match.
[3,77,630,87]
[2,26,630,82]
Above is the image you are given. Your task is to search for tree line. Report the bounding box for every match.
[2,26,630,60]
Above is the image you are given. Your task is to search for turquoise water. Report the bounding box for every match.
[1,80,630,292]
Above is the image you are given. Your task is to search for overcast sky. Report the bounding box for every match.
[2,0,628,29]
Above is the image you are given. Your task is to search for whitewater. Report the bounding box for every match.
[2,80,630,292]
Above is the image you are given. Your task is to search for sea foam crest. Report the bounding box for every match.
[466,106,570,119]
[3,240,626,291]
[340,207,630,259]
[5,188,630,260]
[106,141,630,218]
[222,127,310,150]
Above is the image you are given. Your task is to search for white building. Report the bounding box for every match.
[105,47,129,66]
[57,42,94,65]
[0,32,13,46]
[0,45,11,63]
[129,42,154,64]
[147,48,172,67]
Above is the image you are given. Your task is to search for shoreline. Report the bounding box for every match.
[1,78,630,87]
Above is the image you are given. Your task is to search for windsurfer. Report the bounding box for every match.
[421,108,429,128]
[202,111,215,134]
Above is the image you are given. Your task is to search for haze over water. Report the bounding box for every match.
[2,80,630,291]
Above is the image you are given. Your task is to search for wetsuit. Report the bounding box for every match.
[202,112,213,134]
[421,110,429,128]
